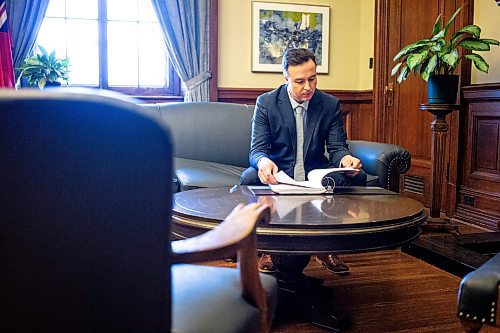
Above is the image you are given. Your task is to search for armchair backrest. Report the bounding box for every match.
[0,89,173,332]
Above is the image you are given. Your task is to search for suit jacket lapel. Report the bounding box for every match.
[303,93,321,158]
[277,87,297,153]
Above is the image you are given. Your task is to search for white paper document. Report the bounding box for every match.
[270,167,358,194]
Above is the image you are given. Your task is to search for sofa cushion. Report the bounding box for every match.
[174,157,245,191]
[174,157,378,190]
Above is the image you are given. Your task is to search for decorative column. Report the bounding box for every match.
[419,103,460,232]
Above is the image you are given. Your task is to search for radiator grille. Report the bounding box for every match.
[404,175,425,195]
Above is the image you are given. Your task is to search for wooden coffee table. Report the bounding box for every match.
[172,186,426,331]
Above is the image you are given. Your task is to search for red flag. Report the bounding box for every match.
[0,0,15,88]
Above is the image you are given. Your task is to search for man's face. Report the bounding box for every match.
[284,58,317,103]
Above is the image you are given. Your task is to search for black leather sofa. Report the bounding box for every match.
[140,102,411,193]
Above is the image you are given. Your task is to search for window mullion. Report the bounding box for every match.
[98,0,108,89]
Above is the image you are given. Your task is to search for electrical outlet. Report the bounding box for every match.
[463,195,475,206]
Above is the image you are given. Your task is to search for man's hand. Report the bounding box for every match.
[257,157,279,184]
[341,155,362,177]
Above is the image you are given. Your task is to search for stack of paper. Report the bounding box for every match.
[270,171,326,194]
[269,167,358,195]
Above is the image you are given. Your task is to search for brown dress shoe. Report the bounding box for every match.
[315,254,350,275]
[258,254,276,274]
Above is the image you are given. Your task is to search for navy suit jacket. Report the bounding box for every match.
[249,84,351,179]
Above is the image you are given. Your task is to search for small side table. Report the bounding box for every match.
[419,103,460,233]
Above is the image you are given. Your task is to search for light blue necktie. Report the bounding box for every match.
[294,105,305,181]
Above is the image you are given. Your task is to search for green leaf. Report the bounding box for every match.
[437,43,451,57]
[431,29,445,41]
[444,5,463,36]
[397,65,410,83]
[451,25,482,45]
[481,38,500,46]
[458,38,490,51]
[391,62,402,76]
[465,53,489,73]
[407,49,430,70]
[38,77,46,89]
[421,54,438,81]
[38,45,48,56]
[429,40,444,52]
[441,49,459,69]
[393,39,430,61]
[458,25,481,38]
[431,14,442,36]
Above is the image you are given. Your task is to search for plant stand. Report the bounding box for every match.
[419,103,460,234]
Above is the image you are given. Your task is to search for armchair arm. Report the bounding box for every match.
[347,140,411,192]
[457,253,500,332]
[172,203,272,333]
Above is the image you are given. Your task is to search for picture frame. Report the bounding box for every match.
[252,2,330,73]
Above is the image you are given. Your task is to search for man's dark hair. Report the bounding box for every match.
[282,48,316,76]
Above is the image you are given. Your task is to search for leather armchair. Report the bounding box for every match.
[347,140,411,192]
[0,89,277,333]
[457,253,500,333]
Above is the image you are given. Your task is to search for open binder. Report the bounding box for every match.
[270,168,357,194]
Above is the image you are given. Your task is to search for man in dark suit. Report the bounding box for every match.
[241,48,366,274]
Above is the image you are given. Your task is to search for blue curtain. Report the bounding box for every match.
[151,0,211,102]
[7,0,50,77]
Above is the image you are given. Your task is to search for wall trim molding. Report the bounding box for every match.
[463,83,500,100]
[217,87,373,104]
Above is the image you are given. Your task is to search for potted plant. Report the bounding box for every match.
[391,5,499,104]
[16,46,70,89]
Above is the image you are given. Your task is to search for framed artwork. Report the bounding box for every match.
[252,2,330,73]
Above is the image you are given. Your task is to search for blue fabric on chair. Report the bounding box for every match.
[172,265,278,333]
[0,89,277,333]
[0,89,173,331]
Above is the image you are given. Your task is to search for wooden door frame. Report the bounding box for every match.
[209,0,219,101]
[373,0,391,143]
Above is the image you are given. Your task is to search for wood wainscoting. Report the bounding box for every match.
[217,88,374,141]
[452,83,500,230]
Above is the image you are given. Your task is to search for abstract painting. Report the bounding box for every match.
[252,2,330,73]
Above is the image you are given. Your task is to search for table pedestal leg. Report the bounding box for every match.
[271,254,351,331]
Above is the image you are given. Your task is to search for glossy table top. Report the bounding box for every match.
[172,186,426,254]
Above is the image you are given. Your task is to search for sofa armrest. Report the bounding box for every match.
[347,140,411,192]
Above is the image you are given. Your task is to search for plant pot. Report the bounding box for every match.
[44,81,62,88]
[427,75,459,104]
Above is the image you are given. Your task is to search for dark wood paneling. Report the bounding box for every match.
[453,83,500,230]
[374,0,473,214]
[217,88,374,141]
[217,87,263,105]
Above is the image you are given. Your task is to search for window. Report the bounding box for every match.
[36,0,182,97]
